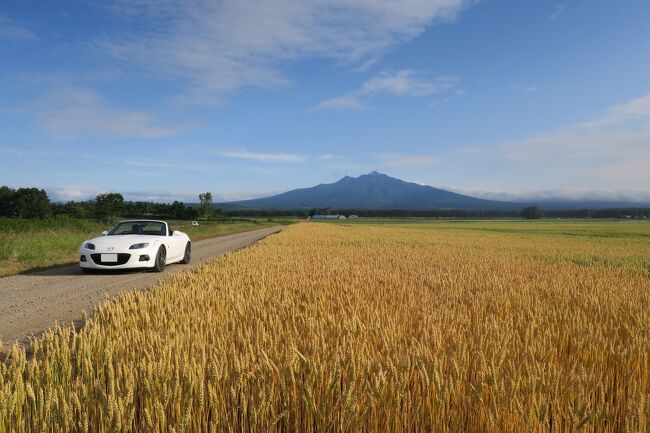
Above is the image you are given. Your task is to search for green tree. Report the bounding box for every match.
[96,193,124,223]
[0,186,16,217]
[14,188,50,218]
[169,201,186,219]
[61,201,87,219]
[184,206,199,220]
[199,192,213,219]
[521,205,543,220]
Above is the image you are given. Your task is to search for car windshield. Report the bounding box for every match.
[108,221,166,236]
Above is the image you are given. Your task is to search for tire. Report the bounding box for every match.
[180,242,191,264]
[153,246,166,272]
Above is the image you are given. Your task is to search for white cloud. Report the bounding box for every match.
[117,190,202,203]
[446,186,650,203]
[318,154,344,161]
[312,70,457,111]
[98,0,472,104]
[363,70,454,96]
[498,94,650,184]
[216,190,280,202]
[65,187,264,203]
[0,146,101,159]
[47,187,105,202]
[0,15,37,40]
[379,153,441,167]
[511,85,539,94]
[46,186,204,203]
[121,159,222,173]
[29,86,178,139]
[311,94,365,111]
[219,149,307,163]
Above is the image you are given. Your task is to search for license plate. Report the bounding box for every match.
[101,253,118,262]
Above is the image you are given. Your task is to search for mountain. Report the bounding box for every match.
[224,172,523,210]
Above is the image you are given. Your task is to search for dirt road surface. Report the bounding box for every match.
[0,226,283,349]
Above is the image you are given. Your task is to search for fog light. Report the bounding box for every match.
[139,255,150,262]
[80,255,87,262]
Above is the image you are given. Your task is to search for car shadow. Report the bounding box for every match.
[21,265,149,277]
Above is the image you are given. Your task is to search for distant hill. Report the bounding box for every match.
[224,172,523,211]
[523,200,650,210]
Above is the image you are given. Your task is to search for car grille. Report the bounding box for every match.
[90,253,131,266]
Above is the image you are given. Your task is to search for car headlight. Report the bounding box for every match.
[84,242,96,250]
[129,243,150,250]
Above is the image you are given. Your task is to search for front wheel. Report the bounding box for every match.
[180,242,191,264]
[153,246,166,272]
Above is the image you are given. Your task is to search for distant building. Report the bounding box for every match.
[311,215,339,220]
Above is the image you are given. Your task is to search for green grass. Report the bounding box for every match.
[333,218,650,276]
[0,216,292,277]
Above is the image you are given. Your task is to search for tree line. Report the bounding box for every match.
[2,186,649,221]
[0,186,222,223]
[226,206,650,219]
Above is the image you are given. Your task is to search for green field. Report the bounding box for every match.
[334,218,650,277]
[0,217,292,277]
[338,218,650,237]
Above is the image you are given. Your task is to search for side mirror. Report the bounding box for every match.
[173,231,182,236]
[102,231,108,236]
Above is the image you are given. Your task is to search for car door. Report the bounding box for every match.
[166,224,185,261]
[173,231,187,260]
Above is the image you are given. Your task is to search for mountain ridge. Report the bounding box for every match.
[224,172,524,210]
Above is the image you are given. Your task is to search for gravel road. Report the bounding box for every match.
[0,226,283,349]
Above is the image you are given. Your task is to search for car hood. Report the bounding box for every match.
[87,234,164,250]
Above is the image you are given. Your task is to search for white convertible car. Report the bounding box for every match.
[79,220,191,272]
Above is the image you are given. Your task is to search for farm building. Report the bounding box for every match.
[311,215,340,220]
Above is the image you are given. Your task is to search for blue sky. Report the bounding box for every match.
[1,0,649,203]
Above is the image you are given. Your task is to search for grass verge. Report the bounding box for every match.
[0,216,294,277]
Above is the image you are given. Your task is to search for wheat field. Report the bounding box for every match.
[1,221,649,432]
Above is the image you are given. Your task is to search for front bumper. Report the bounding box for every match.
[79,247,156,270]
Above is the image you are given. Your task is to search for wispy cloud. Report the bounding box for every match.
[48,185,197,202]
[47,186,213,203]
[122,159,222,173]
[0,146,102,160]
[549,3,568,21]
[511,85,539,94]
[312,94,366,111]
[312,70,457,111]
[216,190,280,202]
[0,146,223,176]
[218,149,307,163]
[47,187,105,202]
[318,154,344,161]
[0,15,38,40]
[446,186,650,203]
[97,1,471,104]
[500,94,650,182]
[27,85,178,139]
[378,153,442,167]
